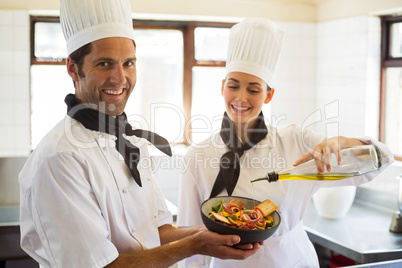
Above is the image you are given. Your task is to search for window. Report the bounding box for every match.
[191,27,230,143]
[30,17,70,147]
[126,28,184,143]
[30,17,233,148]
[380,16,402,160]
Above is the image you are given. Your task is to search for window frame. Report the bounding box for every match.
[380,15,402,161]
[30,16,66,65]
[30,16,234,145]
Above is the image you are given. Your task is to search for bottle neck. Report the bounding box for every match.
[267,172,279,182]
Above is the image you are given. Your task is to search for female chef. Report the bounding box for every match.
[177,18,394,268]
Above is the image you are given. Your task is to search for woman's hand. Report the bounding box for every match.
[293,136,365,174]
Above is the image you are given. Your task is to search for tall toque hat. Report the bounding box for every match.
[60,0,135,55]
[226,18,285,87]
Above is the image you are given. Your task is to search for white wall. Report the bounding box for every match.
[272,21,317,128]
[361,161,402,196]
[314,15,381,139]
[3,0,402,23]
[2,0,316,22]
[0,10,31,157]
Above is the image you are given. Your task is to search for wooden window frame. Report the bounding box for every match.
[380,15,402,161]
[30,16,234,145]
[30,16,66,65]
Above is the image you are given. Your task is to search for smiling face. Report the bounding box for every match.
[67,37,137,116]
[222,72,274,129]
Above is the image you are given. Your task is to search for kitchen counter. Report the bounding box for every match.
[303,196,402,264]
[0,206,19,226]
[0,206,30,263]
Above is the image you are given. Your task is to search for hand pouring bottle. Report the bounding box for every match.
[251,144,382,183]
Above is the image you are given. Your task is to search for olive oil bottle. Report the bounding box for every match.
[251,144,382,183]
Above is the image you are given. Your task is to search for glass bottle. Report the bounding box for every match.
[251,144,382,183]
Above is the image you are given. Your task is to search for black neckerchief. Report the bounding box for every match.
[65,93,172,187]
[209,112,268,198]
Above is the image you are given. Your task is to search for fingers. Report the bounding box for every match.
[323,138,341,172]
[293,150,314,166]
[221,234,241,246]
[333,142,342,165]
[219,242,262,260]
[312,147,325,174]
[202,231,241,246]
[233,242,261,250]
[296,137,342,174]
[322,145,332,173]
[196,232,261,260]
[218,235,241,246]
[230,235,241,246]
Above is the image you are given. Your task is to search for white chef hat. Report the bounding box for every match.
[226,18,285,87]
[60,0,136,55]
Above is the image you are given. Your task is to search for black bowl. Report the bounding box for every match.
[201,196,281,244]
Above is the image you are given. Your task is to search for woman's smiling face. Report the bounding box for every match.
[222,72,274,128]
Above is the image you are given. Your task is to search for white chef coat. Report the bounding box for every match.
[19,116,173,268]
[177,123,393,268]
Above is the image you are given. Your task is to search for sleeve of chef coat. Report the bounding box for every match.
[24,152,119,268]
[177,147,209,268]
[342,136,394,186]
[149,172,174,228]
[139,141,174,228]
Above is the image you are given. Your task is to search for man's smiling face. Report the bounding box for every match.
[70,37,137,116]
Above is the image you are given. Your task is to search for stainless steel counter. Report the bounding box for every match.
[0,206,19,226]
[0,206,30,263]
[0,157,27,205]
[303,195,402,264]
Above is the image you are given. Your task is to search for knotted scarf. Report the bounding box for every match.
[65,93,172,187]
[209,112,268,198]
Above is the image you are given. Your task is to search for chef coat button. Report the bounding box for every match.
[154,214,157,218]
[130,227,135,233]
[122,189,127,193]
[147,177,151,181]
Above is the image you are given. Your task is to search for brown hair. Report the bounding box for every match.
[69,43,92,79]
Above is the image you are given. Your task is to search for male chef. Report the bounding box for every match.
[19,0,261,267]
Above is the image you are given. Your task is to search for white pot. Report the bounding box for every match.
[312,186,356,220]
